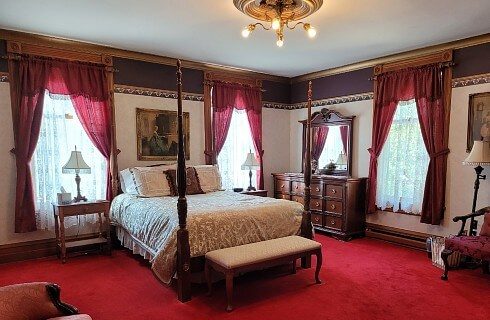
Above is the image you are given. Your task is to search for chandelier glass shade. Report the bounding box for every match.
[234,0,323,47]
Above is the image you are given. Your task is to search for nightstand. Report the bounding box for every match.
[52,200,111,263]
[240,190,268,197]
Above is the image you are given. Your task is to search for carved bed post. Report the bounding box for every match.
[301,81,314,268]
[176,60,191,302]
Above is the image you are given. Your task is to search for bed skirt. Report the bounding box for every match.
[115,226,156,261]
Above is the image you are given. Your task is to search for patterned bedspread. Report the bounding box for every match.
[110,191,303,284]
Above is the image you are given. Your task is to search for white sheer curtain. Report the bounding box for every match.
[318,125,344,168]
[217,109,256,190]
[376,100,429,214]
[32,91,107,230]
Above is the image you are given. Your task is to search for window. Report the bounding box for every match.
[318,125,344,169]
[376,100,429,214]
[217,109,256,190]
[32,91,107,230]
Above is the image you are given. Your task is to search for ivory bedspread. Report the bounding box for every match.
[110,191,303,284]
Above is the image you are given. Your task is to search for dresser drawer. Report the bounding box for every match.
[324,215,342,230]
[291,181,305,194]
[275,193,291,200]
[325,200,343,214]
[311,183,323,196]
[275,180,290,194]
[311,212,323,226]
[310,198,323,211]
[325,184,343,199]
[291,195,305,205]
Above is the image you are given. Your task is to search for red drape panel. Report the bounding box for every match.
[10,59,50,232]
[367,64,450,225]
[339,125,348,154]
[213,81,264,189]
[10,57,112,232]
[311,126,329,161]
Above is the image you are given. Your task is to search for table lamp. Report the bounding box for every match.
[336,151,348,170]
[463,140,490,235]
[241,150,260,191]
[62,146,91,202]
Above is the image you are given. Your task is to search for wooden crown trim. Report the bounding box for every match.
[373,50,452,75]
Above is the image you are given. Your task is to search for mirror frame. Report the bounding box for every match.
[300,108,355,176]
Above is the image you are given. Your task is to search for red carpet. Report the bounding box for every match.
[0,235,488,320]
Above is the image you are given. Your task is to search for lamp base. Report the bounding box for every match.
[73,173,88,203]
[247,186,256,191]
[73,195,88,203]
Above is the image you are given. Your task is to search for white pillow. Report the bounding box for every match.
[194,165,222,193]
[119,164,176,197]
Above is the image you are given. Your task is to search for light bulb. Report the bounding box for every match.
[242,28,251,38]
[271,17,281,30]
[307,27,317,38]
[276,36,284,47]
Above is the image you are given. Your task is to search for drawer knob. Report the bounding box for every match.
[314,217,320,222]
[281,184,285,188]
[330,220,335,225]
[315,187,320,192]
[331,189,336,194]
[295,185,299,189]
[331,204,336,210]
[315,202,320,207]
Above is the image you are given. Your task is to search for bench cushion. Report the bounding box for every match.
[205,236,321,269]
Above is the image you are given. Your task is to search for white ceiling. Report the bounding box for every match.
[0,0,489,77]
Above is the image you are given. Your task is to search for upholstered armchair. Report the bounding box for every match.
[441,206,490,280]
[0,282,91,320]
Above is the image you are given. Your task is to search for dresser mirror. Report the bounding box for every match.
[300,108,355,176]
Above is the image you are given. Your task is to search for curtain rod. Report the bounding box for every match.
[0,54,119,72]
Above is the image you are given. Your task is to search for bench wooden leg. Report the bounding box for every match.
[205,261,212,296]
[292,259,297,274]
[225,272,234,312]
[301,255,312,269]
[314,250,322,284]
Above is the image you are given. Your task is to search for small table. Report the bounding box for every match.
[240,190,268,197]
[52,200,111,263]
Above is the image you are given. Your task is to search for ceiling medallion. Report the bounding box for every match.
[234,0,323,47]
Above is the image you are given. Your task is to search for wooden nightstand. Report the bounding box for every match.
[52,200,111,263]
[240,190,268,197]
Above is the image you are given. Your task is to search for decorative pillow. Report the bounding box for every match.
[480,212,490,236]
[165,167,205,196]
[119,164,176,197]
[194,165,222,193]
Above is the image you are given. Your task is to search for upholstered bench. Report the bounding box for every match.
[205,235,322,311]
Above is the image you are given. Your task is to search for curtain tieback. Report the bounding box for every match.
[10,148,16,155]
[429,148,450,159]
[367,148,376,157]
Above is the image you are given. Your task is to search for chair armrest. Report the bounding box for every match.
[46,284,79,315]
[453,206,490,236]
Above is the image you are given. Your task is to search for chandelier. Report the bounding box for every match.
[234,0,323,47]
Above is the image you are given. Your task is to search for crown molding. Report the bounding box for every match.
[0,28,289,83]
[291,33,490,83]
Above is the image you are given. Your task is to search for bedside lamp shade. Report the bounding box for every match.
[463,141,490,166]
[336,152,348,166]
[62,150,91,174]
[241,151,260,170]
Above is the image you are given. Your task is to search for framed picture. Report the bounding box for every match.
[136,108,190,161]
[467,92,490,152]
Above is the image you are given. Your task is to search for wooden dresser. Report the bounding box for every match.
[272,173,367,240]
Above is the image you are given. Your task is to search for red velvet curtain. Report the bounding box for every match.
[212,81,264,189]
[10,57,112,232]
[311,126,329,161]
[367,64,450,225]
[339,125,348,154]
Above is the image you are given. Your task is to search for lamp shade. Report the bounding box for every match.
[336,152,348,166]
[241,151,260,170]
[62,150,91,174]
[463,141,490,166]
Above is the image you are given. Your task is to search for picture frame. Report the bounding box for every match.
[467,92,490,152]
[136,108,190,161]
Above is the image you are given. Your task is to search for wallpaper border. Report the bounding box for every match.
[114,84,204,102]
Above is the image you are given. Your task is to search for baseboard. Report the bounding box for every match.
[365,223,430,251]
[0,233,102,264]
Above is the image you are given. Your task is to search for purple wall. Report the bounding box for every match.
[263,80,290,104]
[290,67,373,104]
[453,43,490,78]
[0,40,7,73]
[114,58,204,94]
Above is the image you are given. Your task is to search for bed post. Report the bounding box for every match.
[301,81,313,268]
[176,60,192,302]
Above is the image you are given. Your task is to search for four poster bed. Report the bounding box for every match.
[110,61,314,302]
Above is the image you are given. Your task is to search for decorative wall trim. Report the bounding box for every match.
[0,72,8,82]
[452,73,490,88]
[114,84,204,102]
[262,101,293,109]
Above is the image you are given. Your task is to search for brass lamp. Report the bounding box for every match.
[62,146,91,202]
[463,140,490,235]
[241,150,260,191]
